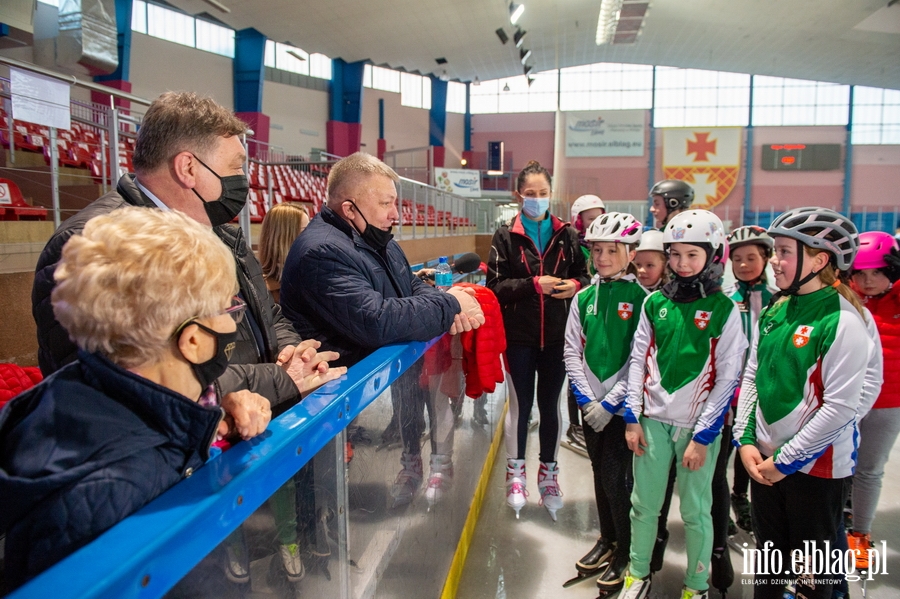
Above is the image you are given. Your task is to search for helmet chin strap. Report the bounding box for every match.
[767,239,821,307]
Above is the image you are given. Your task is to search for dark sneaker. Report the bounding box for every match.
[731,492,753,532]
[710,548,734,592]
[597,548,628,590]
[576,537,614,573]
[650,529,669,573]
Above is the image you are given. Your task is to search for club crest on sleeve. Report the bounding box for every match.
[694,310,711,329]
[618,302,633,320]
[793,325,814,348]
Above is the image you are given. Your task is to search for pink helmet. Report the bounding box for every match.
[853,231,899,271]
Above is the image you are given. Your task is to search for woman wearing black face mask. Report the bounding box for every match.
[0,207,272,590]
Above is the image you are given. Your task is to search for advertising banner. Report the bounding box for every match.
[434,168,482,197]
[565,110,645,157]
[10,68,71,130]
[662,127,742,209]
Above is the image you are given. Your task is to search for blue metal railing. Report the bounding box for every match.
[9,340,437,599]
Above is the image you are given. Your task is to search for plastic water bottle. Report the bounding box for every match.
[435,256,453,291]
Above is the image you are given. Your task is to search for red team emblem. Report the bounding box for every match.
[618,302,633,320]
[694,310,711,329]
[793,325,814,348]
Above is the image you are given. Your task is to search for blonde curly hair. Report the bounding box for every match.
[52,207,237,368]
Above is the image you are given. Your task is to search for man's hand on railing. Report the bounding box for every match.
[277,339,347,397]
[447,286,485,335]
[219,390,272,440]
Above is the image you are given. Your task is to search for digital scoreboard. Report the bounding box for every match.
[761,143,842,171]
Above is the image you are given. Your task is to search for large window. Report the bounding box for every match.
[471,71,559,114]
[446,81,467,114]
[132,0,234,58]
[653,67,750,127]
[364,65,401,93]
[752,76,850,126]
[263,41,331,80]
[852,86,900,145]
[400,72,431,109]
[559,63,653,111]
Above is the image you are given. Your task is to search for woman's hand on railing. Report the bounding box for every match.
[219,390,272,440]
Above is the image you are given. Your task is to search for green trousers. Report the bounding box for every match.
[629,417,720,590]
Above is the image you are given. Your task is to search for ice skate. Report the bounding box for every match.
[619,571,651,599]
[562,424,589,458]
[680,586,708,599]
[649,529,668,573]
[390,452,423,508]
[424,453,453,510]
[596,548,628,592]
[505,458,527,518]
[279,543,305,583]
[537,461,563,522]
[576,536,614,574]
[730,492,752,533]
[710,547,734,595]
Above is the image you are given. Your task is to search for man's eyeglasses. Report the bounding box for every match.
[221,296,247,324]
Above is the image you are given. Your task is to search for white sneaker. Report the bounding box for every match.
[620,571,651,599]
[506,458,528,518]
[537,461,563,522]
[390,452,423,507]
[425,453,454,509]
[280,543,305,583]
[224,544,249,584]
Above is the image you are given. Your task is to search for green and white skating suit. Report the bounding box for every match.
[625,291,747,445]
[723,280,778,357]
[564,274,648,415]
[733,287,880,478]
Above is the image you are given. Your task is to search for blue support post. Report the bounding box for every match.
[378,98,384,140]
[233,28,266,113]
[94,0,133,82]
[464,83,472,152]
[842,85,854,216]
[743,75,755,226]
[329,58,365,124]
[429,76,448,148]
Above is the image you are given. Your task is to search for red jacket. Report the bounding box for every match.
[854,281,900,410]
[457,284,507,398]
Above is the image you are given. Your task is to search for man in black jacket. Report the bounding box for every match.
[32,92,342,414]
[280,152,484,506]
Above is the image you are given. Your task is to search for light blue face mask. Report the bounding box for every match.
[522,198,549,218]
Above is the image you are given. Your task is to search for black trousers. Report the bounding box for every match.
[711,425,734,549]
[583,415,633,551]
[750,471,847,599]
[506,343,566,462]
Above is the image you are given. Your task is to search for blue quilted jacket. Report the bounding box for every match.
[280,206,461,367]
[0,351,222,589]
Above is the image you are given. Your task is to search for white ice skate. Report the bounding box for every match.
[537,461,563,522]
[506,458,527,518]
[425,453,453,510]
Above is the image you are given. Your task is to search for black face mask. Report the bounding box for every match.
[191,155,249,227]
[345,200,393,251]
[180,320,238,392]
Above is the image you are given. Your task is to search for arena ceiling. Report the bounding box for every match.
[164,0,900,90]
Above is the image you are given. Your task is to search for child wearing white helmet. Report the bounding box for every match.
[563,212,647,593]
[733,207,881,599]
[621,210,747,599]
[632,230,667,291]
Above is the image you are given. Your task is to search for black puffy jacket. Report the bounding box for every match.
[280,206,460,368]
[0,351,222,589]
[487,213,588,347]
[31,174,303,409]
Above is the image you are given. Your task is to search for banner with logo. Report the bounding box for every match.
[662,128,742,209]
[434,168,482,197]
[565,110,645,157]
[10,68,71,130]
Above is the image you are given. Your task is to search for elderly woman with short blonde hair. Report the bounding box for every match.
[0,207,271,589]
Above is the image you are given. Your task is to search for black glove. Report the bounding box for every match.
[884,246,900,282]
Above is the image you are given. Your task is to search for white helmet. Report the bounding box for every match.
[663,210,726,263]
[571,194,606,221]
[635,229,664,253]
[585,212,643,244]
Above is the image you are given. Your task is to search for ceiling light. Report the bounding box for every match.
[201,0,231,13]
[286,50,306,62]
[520,48,532,64]
[523,65,533,76]
[495,28,509,44]
[473,76,480,86]
[439,70,450,82]
[513,28,527,48]
[596,0,623,45]
[509,2,525,25]
[503,82,510,92]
